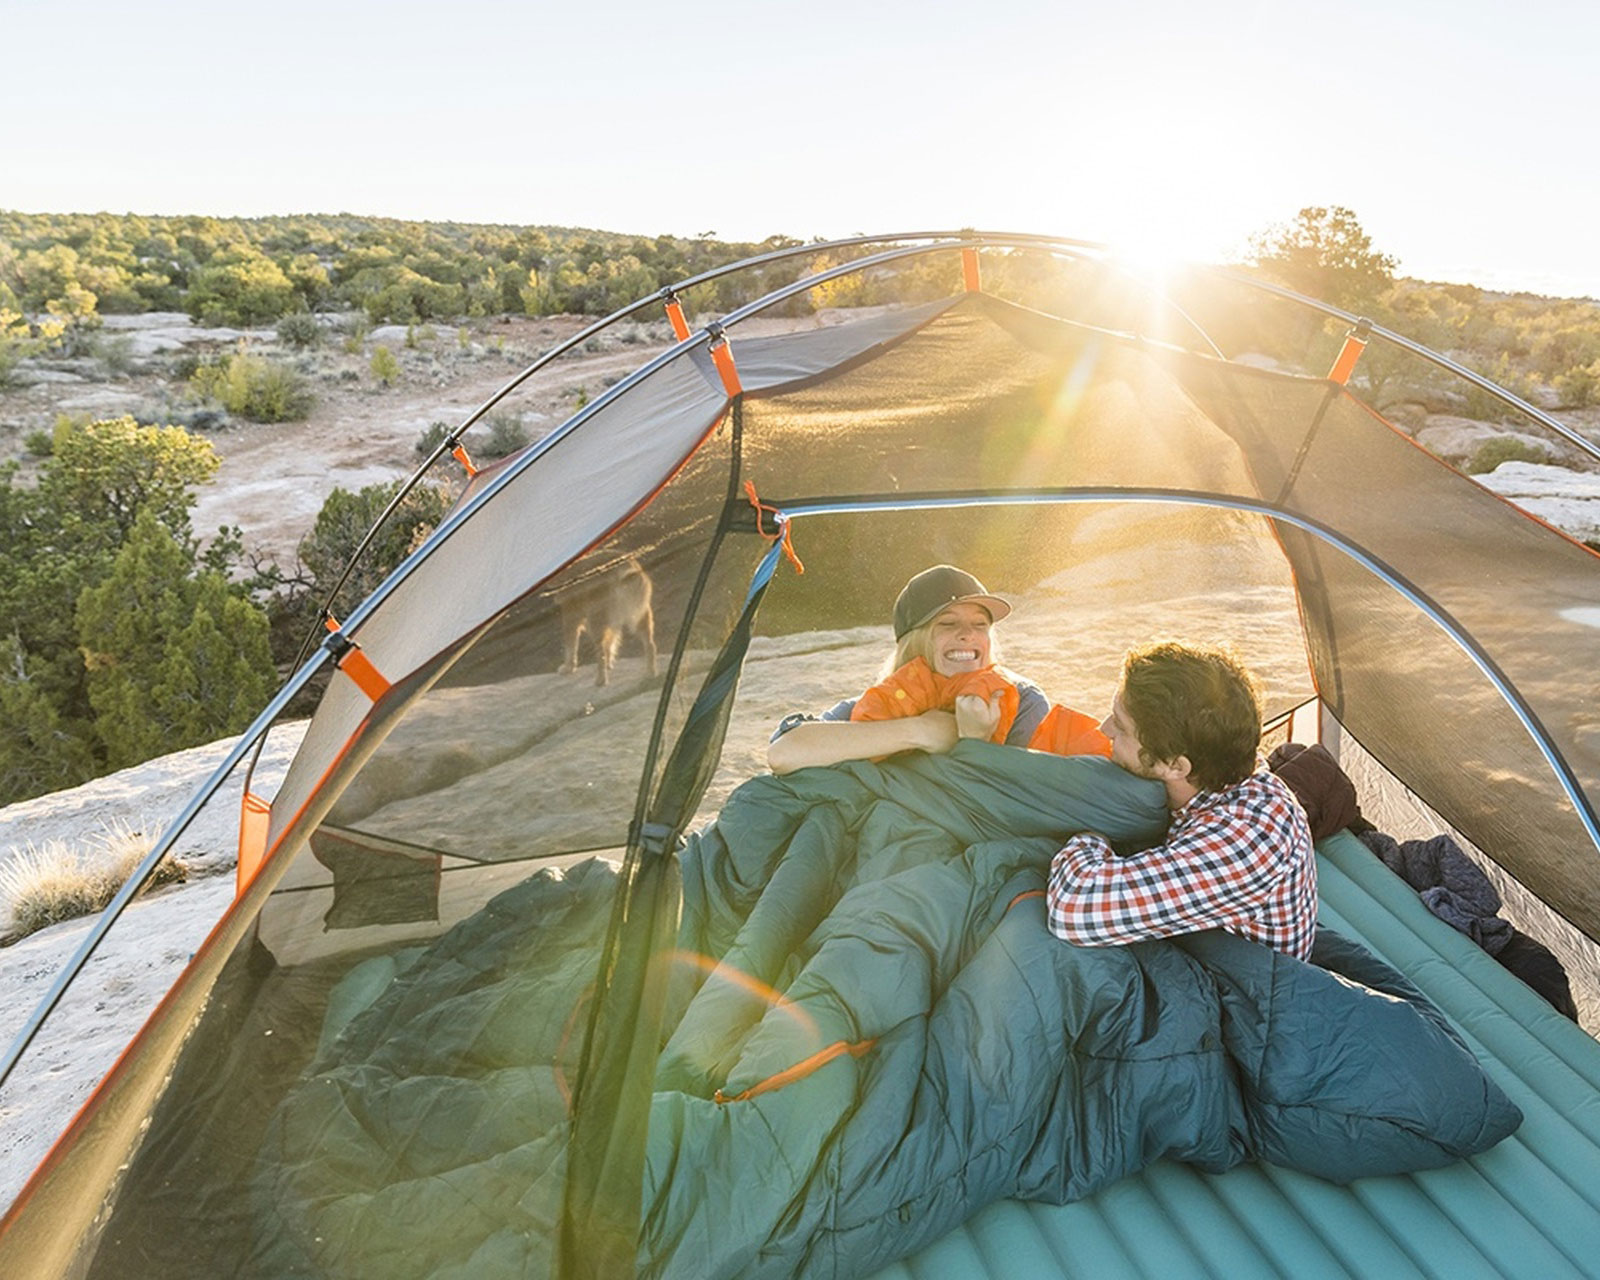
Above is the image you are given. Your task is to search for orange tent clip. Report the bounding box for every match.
[322,616,392,702]
[661,287,691,341]
[706,322,743,398]
[1327,318,1372,385]
[743,480,804,573]
[962,246,981,293]
[451,441,479,477]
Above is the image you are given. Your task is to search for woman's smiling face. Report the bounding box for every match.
[928,603,993,677]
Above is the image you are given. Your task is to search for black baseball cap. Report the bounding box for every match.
[892,565,1012,640]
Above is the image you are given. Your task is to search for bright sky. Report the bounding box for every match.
[4,0,1596,298]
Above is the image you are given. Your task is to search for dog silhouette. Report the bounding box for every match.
[558,557,658,687]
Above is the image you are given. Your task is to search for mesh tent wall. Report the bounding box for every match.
[0,233,1597,1279]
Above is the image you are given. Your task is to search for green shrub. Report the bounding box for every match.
[186,251,298,327]
[191,354,315,422]
[370,344,401,386]
[296,480,452,619]
[481,411,530,458]
[89,332,136,376]
[414,420,451,458]
[23,428,53,457]
[1554,359,1600,408]
[76,511,277,767]
[340,313,370,354]
[1462,353,1541,422]
[276,311,323,349]
[1465,436,1550,475]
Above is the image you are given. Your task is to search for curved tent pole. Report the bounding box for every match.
[283,231,1594,688]
[317,243,1007,647]
[286,231,1221,667]
[767,488,1600,862]
[0,647,336,1092]
[254,231,1222,791]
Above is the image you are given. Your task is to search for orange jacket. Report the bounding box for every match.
[850,658,1020,745]
[1028,705,1112,758]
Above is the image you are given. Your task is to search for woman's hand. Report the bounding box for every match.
[954,691,1004,741]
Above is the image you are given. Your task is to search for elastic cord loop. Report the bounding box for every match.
[743,481,805,574]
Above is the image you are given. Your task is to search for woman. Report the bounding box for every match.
[768,564,1077,774]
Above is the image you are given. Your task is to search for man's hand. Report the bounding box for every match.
[954,691,1004,741]
[907,708,960,754]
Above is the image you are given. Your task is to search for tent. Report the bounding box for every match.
[2,232,1598,1278]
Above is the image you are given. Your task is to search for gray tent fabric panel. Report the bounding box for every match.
[1168,357,1600,933]
[711,296,958,395]
[1175,358,1600,798]
[740,303,1256,503]
[873,830,1600,1279]
[267,351,726,850]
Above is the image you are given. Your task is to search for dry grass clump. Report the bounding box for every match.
[0,820,187,942]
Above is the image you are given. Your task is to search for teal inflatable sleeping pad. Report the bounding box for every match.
[872,829,1600,1280]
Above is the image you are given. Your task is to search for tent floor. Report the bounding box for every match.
[871,831,1600,1280]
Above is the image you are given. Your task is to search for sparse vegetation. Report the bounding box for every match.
[414,420,452,458]
[369,344,400,387]
[190,351,315,422]
[481,410,531,458]
[1466,436,1551,475]
[275,311,323,349]
[0,212,809,336]
[1,819,186,941]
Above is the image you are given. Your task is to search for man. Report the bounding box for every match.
[1047,641,1317,960]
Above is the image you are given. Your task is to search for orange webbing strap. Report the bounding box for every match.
[1327,319,1372,385]
[1006,889,1046,913]
[713,1037,876,1105]
[236,790,271,896]
[663,290,691,341]
[743,480,804,573]
[451,442,479,477]
[962,246,981,293]
[323,615,392,702]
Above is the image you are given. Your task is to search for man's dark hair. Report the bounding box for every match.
[1121,641,1262,791]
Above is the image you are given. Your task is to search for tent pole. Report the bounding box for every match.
[767,487,1600,864]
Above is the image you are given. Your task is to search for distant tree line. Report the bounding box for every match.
[0,211,828,331]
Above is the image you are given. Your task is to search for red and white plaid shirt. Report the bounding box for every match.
[1046,769,1317,960]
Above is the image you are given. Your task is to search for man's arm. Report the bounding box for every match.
[768,711,959,775]
[1046,793,1300,946]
